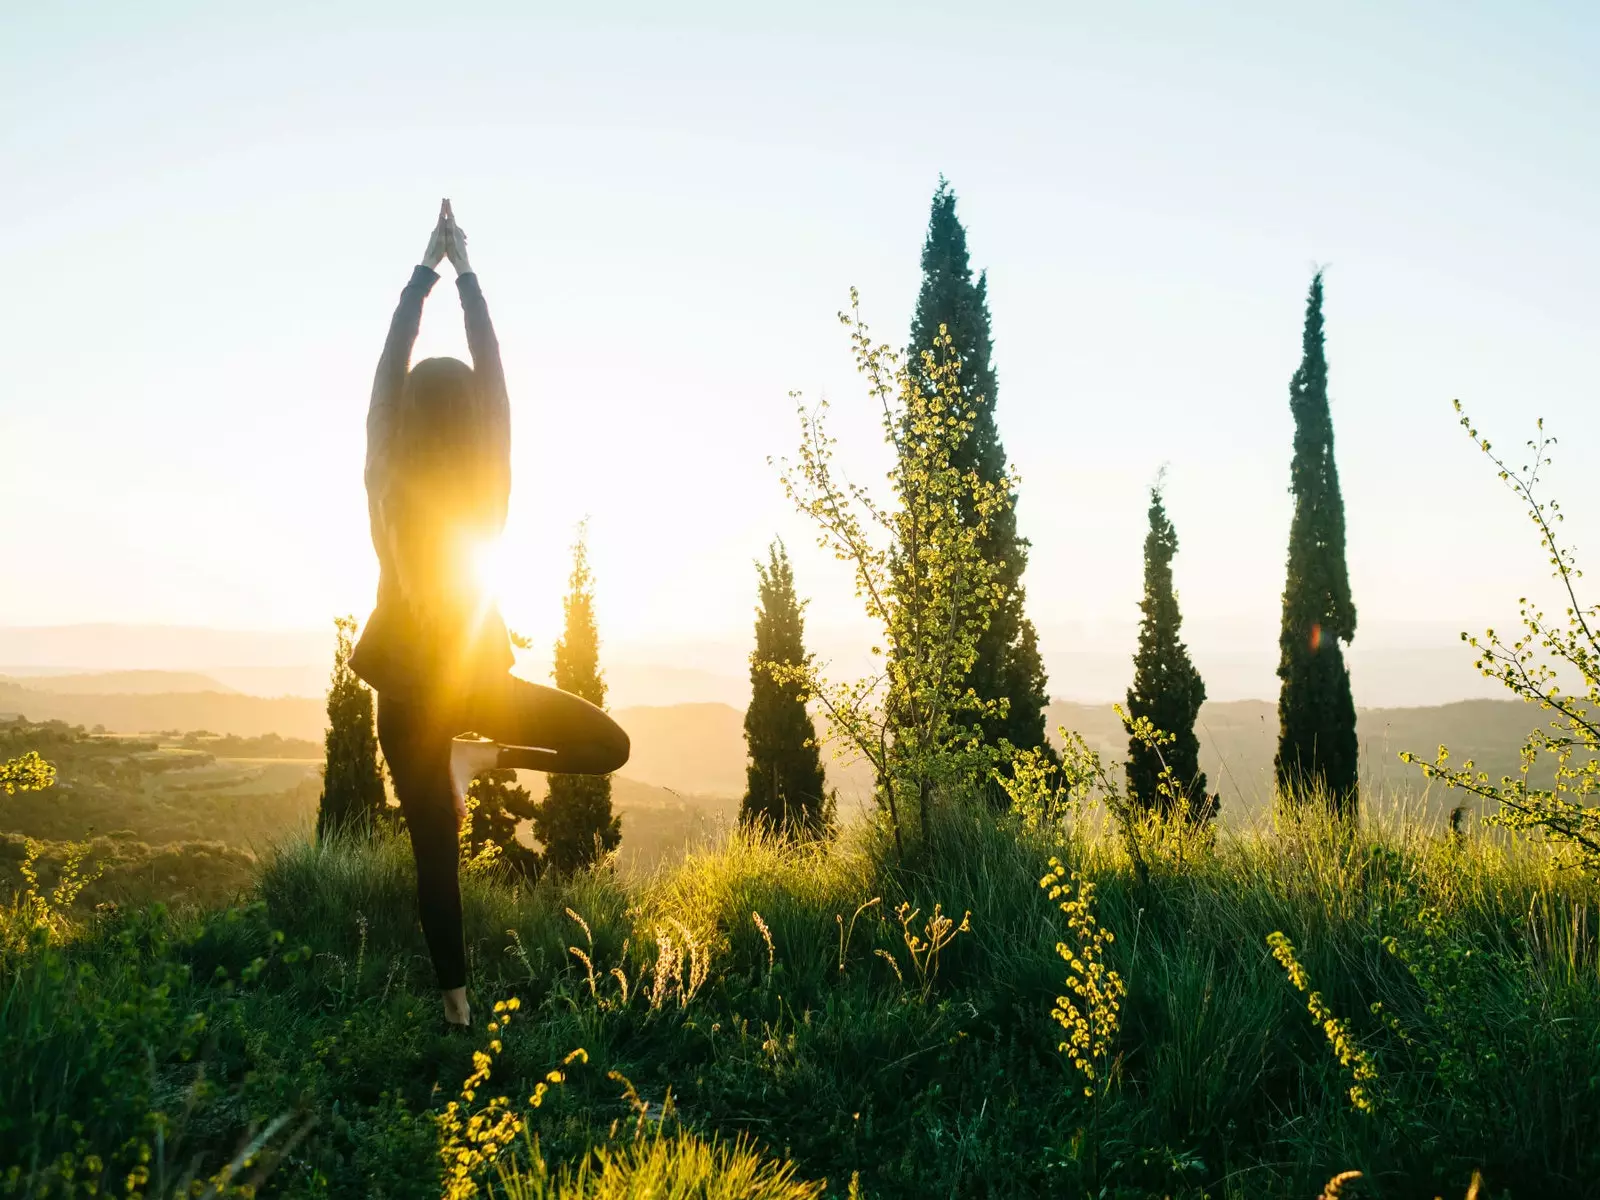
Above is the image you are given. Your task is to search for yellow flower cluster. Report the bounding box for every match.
[435,1001,590,1199]
[1039,858,1124,1098]
[1267,932,1381,1114]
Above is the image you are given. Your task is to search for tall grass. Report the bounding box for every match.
[2,791,1597,1198]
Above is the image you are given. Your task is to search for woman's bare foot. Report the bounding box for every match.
[448,736,500,822]
[443,986,470,1027]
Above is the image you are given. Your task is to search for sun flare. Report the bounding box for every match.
[470,536,508,604]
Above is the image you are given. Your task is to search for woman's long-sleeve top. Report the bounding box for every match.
[349,265,516,698]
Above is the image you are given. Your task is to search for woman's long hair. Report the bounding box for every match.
[387,356,503,608]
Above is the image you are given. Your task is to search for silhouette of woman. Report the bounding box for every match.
[350,200,629,1028]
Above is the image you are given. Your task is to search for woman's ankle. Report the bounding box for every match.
[442,986,470,1026]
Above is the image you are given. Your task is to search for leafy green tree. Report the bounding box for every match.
[533,527,621,873]
[316,615,388,840]
[742,540,832,838]
[1276,273,1359,815]
[776,292,1010,857]
[906,179,1053,777]
[1124,483,1215,822]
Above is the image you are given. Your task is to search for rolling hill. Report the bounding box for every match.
[0,669,1556,830]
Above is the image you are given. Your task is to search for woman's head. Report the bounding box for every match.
[392,356,501,534]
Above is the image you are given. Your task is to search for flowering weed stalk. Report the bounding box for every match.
[1267,931,1382,1114]
[1040,858,1124,1098]
[435,997,588,1199]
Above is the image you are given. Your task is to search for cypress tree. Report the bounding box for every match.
[316,615,387,840]
[741,541,831,838]
[906,179,1052,778]
[1124,484,1214,822]
[534,527,621,872]
[1276,272,1359,816]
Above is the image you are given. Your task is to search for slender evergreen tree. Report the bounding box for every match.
[741,541,831,838]
[316,615,387,840]
[1276,272,1359,816]
[905,179,1052,780]
[1124,484,1215,822]
[534,527,621,872]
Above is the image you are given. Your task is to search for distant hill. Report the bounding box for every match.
[613,703,747,795]
[0,679,327,740]
[1044,697,1551,825]
[0,667,1554,831]
[0,670,237,695]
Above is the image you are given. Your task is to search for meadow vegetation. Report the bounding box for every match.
[2,789,1596,1197]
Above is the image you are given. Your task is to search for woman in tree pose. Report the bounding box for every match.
[351,199,629,1028]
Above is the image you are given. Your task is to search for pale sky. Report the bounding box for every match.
[3,2,1597,700]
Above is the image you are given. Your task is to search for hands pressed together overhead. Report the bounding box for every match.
[421,198,472,276]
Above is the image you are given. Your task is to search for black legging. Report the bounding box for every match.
[376,673,629,990]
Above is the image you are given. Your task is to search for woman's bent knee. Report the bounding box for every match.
[596,720,630,774]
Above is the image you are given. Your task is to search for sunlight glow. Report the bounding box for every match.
[471,536,508,607]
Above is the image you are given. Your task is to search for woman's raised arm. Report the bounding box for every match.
[365,206,450,498]
[444,203,512,519]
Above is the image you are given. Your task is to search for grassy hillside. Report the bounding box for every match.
[2,797,1595,1198]
[0,720,739,901]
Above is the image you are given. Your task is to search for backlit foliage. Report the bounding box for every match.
[905,179,1052,769]
[1125,482,1214,823]
[435,996,586,1198]
[0,752,54,796]
[1040,857,1124,1098]
[1267,930,1381,1114]
[1403,408,1600,873]
[774,292,1011,855]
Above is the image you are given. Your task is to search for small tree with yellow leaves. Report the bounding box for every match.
[774,292,1011,857]
[1403,407,1600,873]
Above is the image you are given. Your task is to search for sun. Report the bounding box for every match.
[470,536,508,604]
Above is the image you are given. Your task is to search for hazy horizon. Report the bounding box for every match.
[0,616,1508,709]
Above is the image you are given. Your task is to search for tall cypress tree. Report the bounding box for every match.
[534,528,622,872]
[1276,272,1359,816]
[906,179,1052,778]
[741,541,831,838]
[1124,485,1214,822]
[316,615,387,840]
